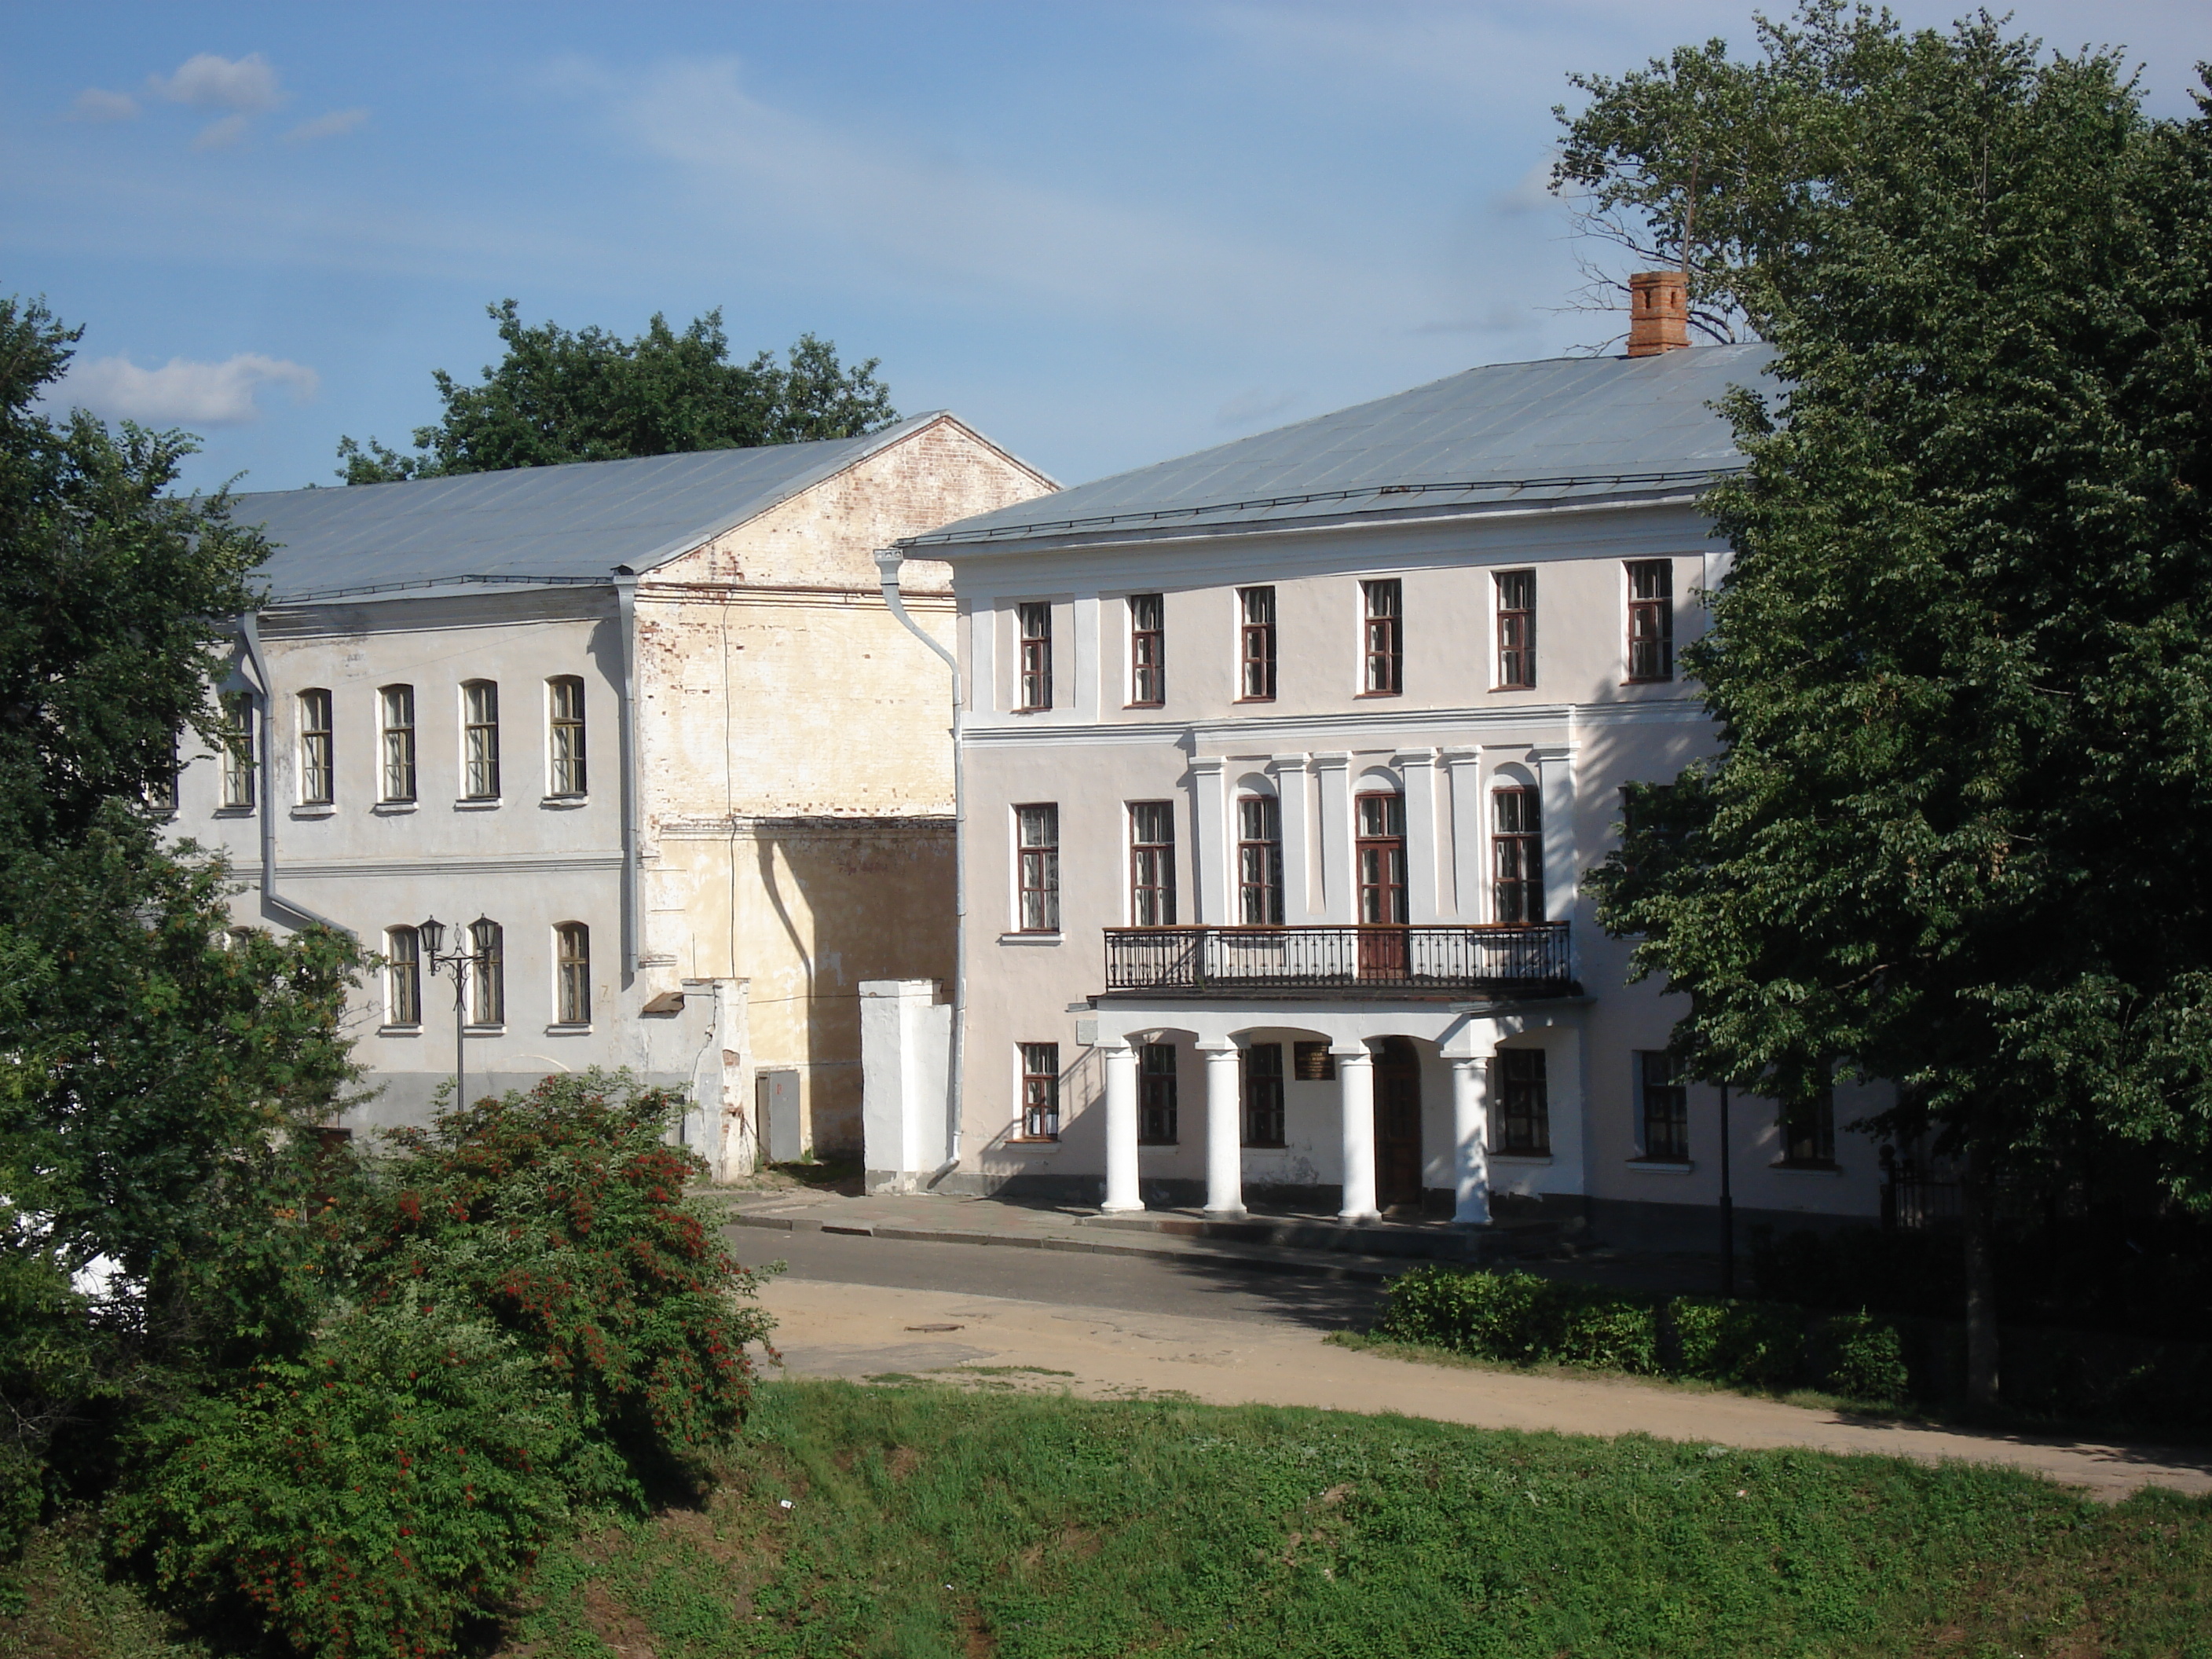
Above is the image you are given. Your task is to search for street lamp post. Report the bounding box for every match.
[418,916,488,1110]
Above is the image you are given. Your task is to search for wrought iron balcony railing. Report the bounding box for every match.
[1102,923,1574,998]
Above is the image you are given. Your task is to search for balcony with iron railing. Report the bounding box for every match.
[1101,922,1577,1000]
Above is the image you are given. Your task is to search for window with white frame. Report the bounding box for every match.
[385,925,422,1027]
[297,689,333,805]
[1015,804,1059,932]
[467,917,504,1026]
[555,921,590,1024]
[462,680,500,800]
[548,676,587,797]
[379,685,416,803]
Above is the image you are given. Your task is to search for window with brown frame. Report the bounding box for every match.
[1781,1087,1837,1166]
[1492,787,1544,923]
[1015,804,1060,932]
[1238,585,1276,701]
[1016,602,1053,711]
[220,691,255,810]
[1127,593,1164,706]
[385,925,422,1027]
[1236,794,1284,925]
[1138,1042,1178,1144]
[1129,801,1176,925]
[1626,560,1675,681]
[1020,1042,1060,1140]
[555,922,591,1025]
[1356,792,1408,925]
[1361,579,1402,694]
[1243,1042,1286,1146]
[1493,1049,1550,1153]
[1637,1050,1689,1161]
[298,689,333,804]
[548,676,587,797]
[1496,569,1535,688]
[379,684,416,803]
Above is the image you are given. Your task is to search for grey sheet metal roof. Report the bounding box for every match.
[225,413,950,602]
[903,343,1775,553]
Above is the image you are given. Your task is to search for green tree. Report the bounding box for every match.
[1574,12,2212,1403]
[336,301,896,482]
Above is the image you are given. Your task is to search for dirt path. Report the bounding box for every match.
[756,1277,2212,1502]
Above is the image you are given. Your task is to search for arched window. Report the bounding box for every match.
[379,685,416,803]
[1236,794,1284,925]
[461,680,500,800]
[467,918,504,1026]
[555,922,590,1025]
[220,691,256,810]
[548,676,586,797]
[1355,791,1407,925]
[385,925,422,1027]
[1492,787,1544,923]
[297,689,333,804]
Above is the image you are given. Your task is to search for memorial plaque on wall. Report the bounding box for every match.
[1294,1042,1336,1081]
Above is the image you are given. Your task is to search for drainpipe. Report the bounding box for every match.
[614,574,643,980]
[236,611,351,936]
[872,547,965,1188]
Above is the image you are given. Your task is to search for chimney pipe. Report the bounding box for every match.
[1627,271,1690,357]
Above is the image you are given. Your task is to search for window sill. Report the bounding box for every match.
[1488,1150,1554,1164]
[372,800,419,815]
[1627,1158,1694,1174]
[1137,1140,1178,1149]
[545,1022,592,1035]
[214,805,256,818]
[1012,706,1053,716]
[1125,701,1164,712]
[1353,690,1403,699]
[291,804,336,819]
[1243,1141,1289,1152]
[463,1024,505,1036]
[455,797,504,811]
[1232,696,1276,705]
[541,794,589,809]
[1771,1160,1844,1177]
[999,931,1062,946]
[1006,1135,1061,1148]
[1492,683,1536,694]
[378,1024,422,1037]
[1621,677,1676,687]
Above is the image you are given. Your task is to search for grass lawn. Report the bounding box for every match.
[7,1378,2207,1657]
[506,1379,2212,1659]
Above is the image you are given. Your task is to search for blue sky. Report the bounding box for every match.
[6,2,2206,496]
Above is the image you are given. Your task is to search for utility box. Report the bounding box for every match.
[758,1068,803,1164]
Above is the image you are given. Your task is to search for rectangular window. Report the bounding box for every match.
[1294,1041,1336,1081]
[1139,1042,1178,1144]
[1238,585,1276,701]
[1626,560,1675,681]
[1015,804,1060,932]
[467,917,504,1027]
[555,921,590,1024]
[1782,1088,1837,1166]
[1016,602,1053,712]
[548,676,587,797]
[297,688,333,805]
[221,691,255,810]
[379,685,416,803]
[1243,1042,1286,1147]
[1020,1042,1060,1140]
[385,925,422,1027]
[1496,569,1536,689]
[1127,593,1164,706]
[1237,794,1284,925]
[1638,1050,1689,1162]
[463,680,500,800]
[1493,1049,1550,1154]
[1128,801,1177,925]
[1492,787,1544,924]
[1356,793,1408,925]
[146,734,180,815]
[1361,578,1402,694]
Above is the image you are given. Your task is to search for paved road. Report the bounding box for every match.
[727,1225,1386,1331]
[731,1225,2212,1503]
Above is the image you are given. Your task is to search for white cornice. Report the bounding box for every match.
[961,696,1710,753]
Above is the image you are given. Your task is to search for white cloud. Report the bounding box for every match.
[53,352,318,426]
[149,52,282,113]
[284,108,368,144]
[70,87,139,122]
[1494,155,1562,215]
[192,113,250,152]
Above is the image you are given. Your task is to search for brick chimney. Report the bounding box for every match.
[1626,270,1690,357]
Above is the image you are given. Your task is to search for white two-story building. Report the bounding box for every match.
[881,314,1883,1247]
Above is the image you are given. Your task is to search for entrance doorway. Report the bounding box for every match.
[1373,1036,1423,1210]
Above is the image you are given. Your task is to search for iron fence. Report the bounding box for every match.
[1103,923,1574,997]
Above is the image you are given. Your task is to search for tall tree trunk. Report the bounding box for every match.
[1961,1141,2000,1408]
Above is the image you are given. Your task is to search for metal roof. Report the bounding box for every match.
[903,344,1776,553]
[225,413,952,602]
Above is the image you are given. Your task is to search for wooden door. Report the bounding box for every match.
[1374,1037,1423,1209]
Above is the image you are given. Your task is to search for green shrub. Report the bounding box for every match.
[1810,1310,1910,1406]
[1666,1297,1808,1389]
[1377,1269,1663,1372]
[1555,1288,1662,1373]
[112,1303,586,1658]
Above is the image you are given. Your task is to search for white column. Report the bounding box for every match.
[1534,743,1577,928]
[1201,1042,1246,1217]
[1101,1042,1144,1212]
[1270,754,1318,920]
[1441,747,1481,920]
[1190,756,1229,924]
[1450,1048,1495,1225]
[1335,1042,1379,1221]
[1397,747,1439,923]
[1313,752,1353,923]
